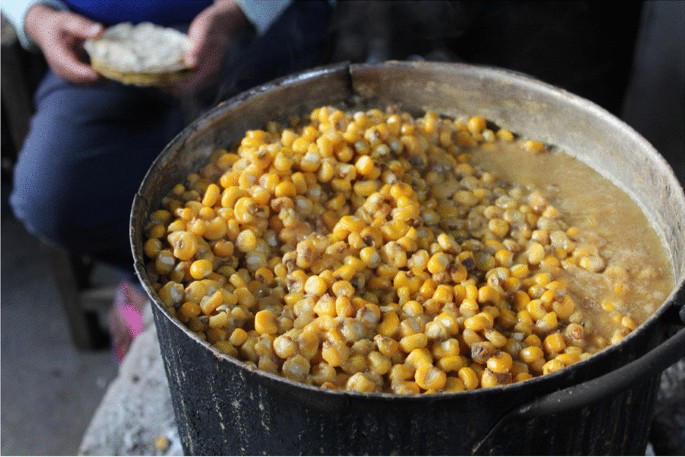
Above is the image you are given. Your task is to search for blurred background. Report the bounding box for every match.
[2,0,683,455]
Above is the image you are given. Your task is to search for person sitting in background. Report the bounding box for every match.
[2,0,332,361]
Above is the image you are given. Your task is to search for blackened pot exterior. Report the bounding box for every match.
[131,62,685,455]
[152,303,665,455]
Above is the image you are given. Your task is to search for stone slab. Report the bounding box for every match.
[78,305,182,456]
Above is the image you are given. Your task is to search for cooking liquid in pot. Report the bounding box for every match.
[143,107,673,393]
[469,144,673,344]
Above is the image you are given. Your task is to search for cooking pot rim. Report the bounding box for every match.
[131,60,685,401]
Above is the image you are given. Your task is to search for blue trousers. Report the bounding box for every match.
[10,1,331,279]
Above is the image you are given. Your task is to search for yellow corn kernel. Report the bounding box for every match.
[437,312,460,335]
[427,252,450,274]
[341,353,368,375]
[296,329,319,359]
[522,140,546,153]
[400,333,428,353]
[147,223,166,239]
[458,298,478,318]
[199,290,223,315]
[304,275,328,296]
[254,310,278,335]
[391,381,421,395]
[510,263,530,279]
[214,341,238,357]
[519,345,544,364]
[443,376,466,392]
[178,301,201,322]
[236,229,258,253]
[189,259,213,280]
[209,311,229,329]
[314,295,336,317]
[431,338,461,359]
[486,351,513,373]
[458,367,479,390]
[477,367,496,388]
[477,285,500,304]
[375,335,400,358]
[463,313,494,332]
[401,300,423,318]
[488,218,510,238]
[601,299,616,312]
[333,264,356,281]
[437,355,467,373]
[527,242,545,265]
[496,129,514,142]
[272,335,296,359]
[168,231,198,261]
[536,312,559,333]
[228,328,248,347]
[508,290,528,311]
[321,339,350,367]
[614,282,628,297]
[144,238,163,259]
[204,217,228,241]
[212,240,234,258]
[494,249,514,267]
[555,353,580,366]
[467,116,487,134]
[273,180,295,198]
[377,311,400,337]
[367,351,392,375]
[355,155,376,176]
[526,299,547,321]
[579,255,606,272]
[186,218,207,237]
[332,296,352,318]
[202,183,220,207]
[235,287,255,308]
[359,246,381,268]
[528,284,546,299]
[553,295,576,321]
[415,364,447,391]
[346,372,377,393]
[542,358,565,375]
[622,315,637,331]
[483,329,507,348]
[428,287,451,306]
[254,267,274,285]
[405,348,432,369]
[282,355,311,382]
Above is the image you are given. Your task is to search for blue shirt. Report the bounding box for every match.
[63,0,212,26]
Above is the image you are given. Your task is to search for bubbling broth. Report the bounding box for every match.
[143,106,674,394]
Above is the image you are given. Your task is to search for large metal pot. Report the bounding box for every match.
[130,62,685,455]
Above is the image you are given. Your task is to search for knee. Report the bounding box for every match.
[9,171,81,251]
[9,117,100,253]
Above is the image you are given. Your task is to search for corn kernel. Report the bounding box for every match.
[254,310,278,335]
[415,364,447,391]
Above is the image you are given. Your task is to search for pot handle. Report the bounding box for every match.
[472,301,685,455]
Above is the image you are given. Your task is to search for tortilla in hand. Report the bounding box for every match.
[84,22,192,86]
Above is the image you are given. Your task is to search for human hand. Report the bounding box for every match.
[25,4,104,84]
[168,0,247,95]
